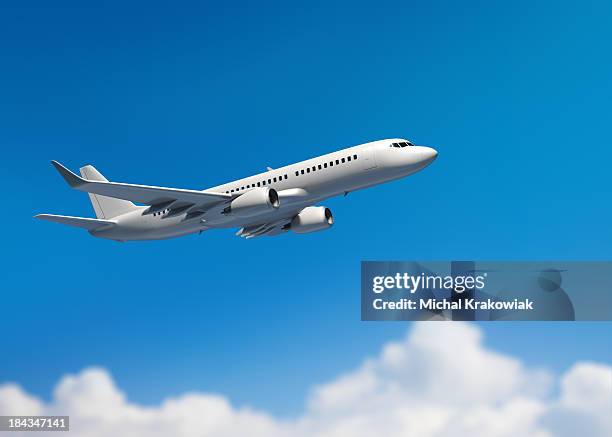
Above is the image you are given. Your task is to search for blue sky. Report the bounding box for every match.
[0,0,610,417]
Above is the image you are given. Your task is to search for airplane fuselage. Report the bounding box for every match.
[43,138,437,241]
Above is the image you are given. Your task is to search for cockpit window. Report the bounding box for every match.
[391,141,414,148]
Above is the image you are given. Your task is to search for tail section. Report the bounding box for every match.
[34,214,116,231]
[79,165,135,219]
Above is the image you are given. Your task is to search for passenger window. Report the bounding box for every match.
[330,161,334,167]
[263,180,266,185]
[336,159,340,165]
[307,168,310,173]
[318,164,322,170]
[295,171,299,176]
[324,163,327,168]
[341,158,345,163]
[347,156,351,161]
[257,182,261,187]
[284,174,288,179]
[273,177,277,182]
[301,169,305,174]
[354,154,357,159]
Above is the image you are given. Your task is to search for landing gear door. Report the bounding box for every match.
[361,145,377,170]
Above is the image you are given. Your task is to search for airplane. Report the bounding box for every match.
[35,138,437,241]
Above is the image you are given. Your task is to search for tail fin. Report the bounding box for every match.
[79,165,136,219]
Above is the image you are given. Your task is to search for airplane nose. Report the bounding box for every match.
[386,144,438,172]
[424,147,438,163]
[416,146,438,166]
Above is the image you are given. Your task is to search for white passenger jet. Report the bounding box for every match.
[36,139,437,241]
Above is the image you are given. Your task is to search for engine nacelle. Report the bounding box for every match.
[225,187,279,217]
[290,206,333,234]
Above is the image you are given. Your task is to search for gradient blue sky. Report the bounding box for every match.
[1,0,610,416]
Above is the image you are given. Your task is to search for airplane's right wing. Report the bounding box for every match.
[234,210,303,239]
[236,219,292,239]
[237,204,334,238]
[51,161,231,213]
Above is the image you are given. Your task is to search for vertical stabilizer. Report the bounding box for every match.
[79,165,136,219]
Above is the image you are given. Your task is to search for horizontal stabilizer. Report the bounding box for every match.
[34,214,116,231]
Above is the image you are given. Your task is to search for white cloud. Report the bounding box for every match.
[558,362,612,414]
[541,362,612,437]
[0,384,42,416]
[0,323,610,437]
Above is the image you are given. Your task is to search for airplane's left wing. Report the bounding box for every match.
[51,161,231,211]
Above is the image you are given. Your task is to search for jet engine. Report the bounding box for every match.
[290,206,333,234]
[225,187,279,217]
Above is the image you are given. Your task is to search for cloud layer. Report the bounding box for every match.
[1,323,610,437]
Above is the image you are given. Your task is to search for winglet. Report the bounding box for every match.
[51,160,86,188]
